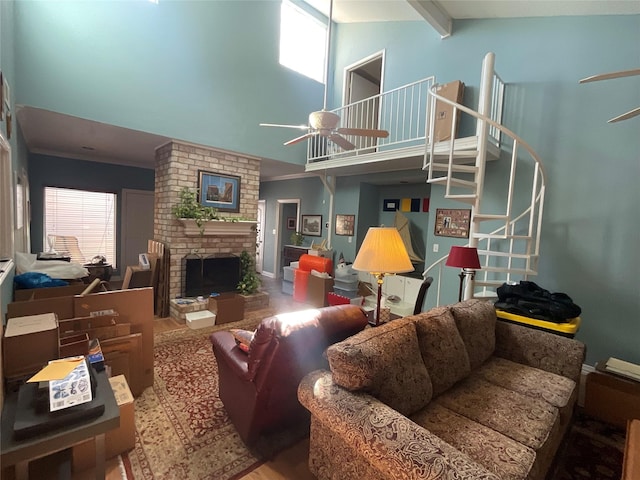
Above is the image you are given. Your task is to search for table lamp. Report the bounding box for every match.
[353,227,414,326]
[445,246,481,302]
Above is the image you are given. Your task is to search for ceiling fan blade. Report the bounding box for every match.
[579,68,640,84]
[608,106,640,123]
[260,123,310,130]
[328,133,356,151]
[284,132,318,146]
[337,127,389,138]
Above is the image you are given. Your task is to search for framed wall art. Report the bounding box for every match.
[198,170,240,213]
[287,217,296,230]
[301,215,322,237]
[434,208,471,238]
[335,214,355,236]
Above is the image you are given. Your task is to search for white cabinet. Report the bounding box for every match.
[357,273,422,317]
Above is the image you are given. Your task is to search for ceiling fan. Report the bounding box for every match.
[260,0,389,150]
[579,68,640,123]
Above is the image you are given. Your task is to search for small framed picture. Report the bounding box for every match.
[198,170,241,213]
[383,199,399,212]
[301,215,322,237]
[287,217,296,230]
[335,214,355,236]
[434,208,471,238]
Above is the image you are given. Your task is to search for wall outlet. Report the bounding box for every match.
[433,244,439,253]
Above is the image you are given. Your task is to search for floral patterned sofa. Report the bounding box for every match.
[298,299,585,480]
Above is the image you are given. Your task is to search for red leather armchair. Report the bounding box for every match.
[209,304,368,445]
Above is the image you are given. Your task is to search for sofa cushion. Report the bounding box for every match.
[411,307,471,396]
[435,376,559,450]
[411,403,536,480]
[477,357,576,409]
[327,318,433,416]
[450,299,497,370]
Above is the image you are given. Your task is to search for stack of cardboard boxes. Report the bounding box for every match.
[2,286,154,471]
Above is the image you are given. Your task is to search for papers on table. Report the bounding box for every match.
[605,357,640,382]
[28,356,94,412]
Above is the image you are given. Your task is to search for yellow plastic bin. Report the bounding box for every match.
[495,309,581,338]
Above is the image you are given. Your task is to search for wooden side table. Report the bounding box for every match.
[584,367,640,428]
[1,371,119,480]
[623,418,639,480]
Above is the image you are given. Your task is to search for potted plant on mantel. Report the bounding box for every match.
[172,187,256,236]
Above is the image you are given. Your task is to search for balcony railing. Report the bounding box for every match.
[307,77,435,162]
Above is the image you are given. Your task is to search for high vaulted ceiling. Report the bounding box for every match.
[18,0,640,182]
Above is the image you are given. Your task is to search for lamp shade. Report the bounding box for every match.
[445,246,481,269]
[353,227,415,275]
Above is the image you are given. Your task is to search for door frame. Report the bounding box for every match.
[342,50,385,108]
[256,199,266,273]
[273,198,300,279]
[120,188,155,275]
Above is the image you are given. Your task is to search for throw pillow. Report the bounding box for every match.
[327,319,433,416]
[230,329,255,354]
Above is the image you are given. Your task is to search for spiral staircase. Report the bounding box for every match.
[423,53,547,306]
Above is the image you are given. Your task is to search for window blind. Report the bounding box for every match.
[44,187,117,267]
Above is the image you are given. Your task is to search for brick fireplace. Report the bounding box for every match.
[153,140,260,306]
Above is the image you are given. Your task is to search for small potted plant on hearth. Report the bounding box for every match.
[237,250,261,295]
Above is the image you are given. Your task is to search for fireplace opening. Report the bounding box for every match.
[182,253,241,298]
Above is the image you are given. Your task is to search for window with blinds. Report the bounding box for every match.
[44,187,117,267]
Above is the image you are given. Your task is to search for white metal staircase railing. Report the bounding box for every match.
[306,77,435,162]
[423,62,547,306]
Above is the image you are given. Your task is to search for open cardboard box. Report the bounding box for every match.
[72,374,135,472]
[5,287,154,396]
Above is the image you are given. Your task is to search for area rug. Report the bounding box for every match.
[120,307,306,480]
[550,409,626,479]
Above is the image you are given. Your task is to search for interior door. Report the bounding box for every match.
[344,54,383,151]
[256,200,265,273]
[121,189,155,273]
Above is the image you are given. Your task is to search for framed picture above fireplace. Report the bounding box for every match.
[198,170,240,213]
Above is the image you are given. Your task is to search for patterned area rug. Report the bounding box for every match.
[122,308,299,480]
[550,409,626,479]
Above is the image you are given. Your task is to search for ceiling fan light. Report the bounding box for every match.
[309,111,340,130]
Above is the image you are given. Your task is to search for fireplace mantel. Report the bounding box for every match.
[179,218,257,236]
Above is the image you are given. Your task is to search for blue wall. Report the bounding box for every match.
[28,154,155,273]
[330,15,640,365]
[14,0,323,165]
[7,1,640,366]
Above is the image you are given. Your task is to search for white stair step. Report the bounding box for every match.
[444,194,477,203]
[478,250,539,260]
[474,280,507,288]
[428,163,479,173]
[473,214,509,221]
[427,177,477,189]
[479,266,537,275]
[430,151,479,161]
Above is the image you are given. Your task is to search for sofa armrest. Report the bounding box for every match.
[210,331,251,380]
[298,370,500,480]
[495,321,586,382]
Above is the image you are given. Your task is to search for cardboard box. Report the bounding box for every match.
[13,283,88,302]
[433,80,465,143]
[74,288,154,393]
[584,370,640,428]
[7,296,75,320]
[72,375,135,472]
[208,293,244,324]
[307,275,334,307]
[3,313,60,378]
